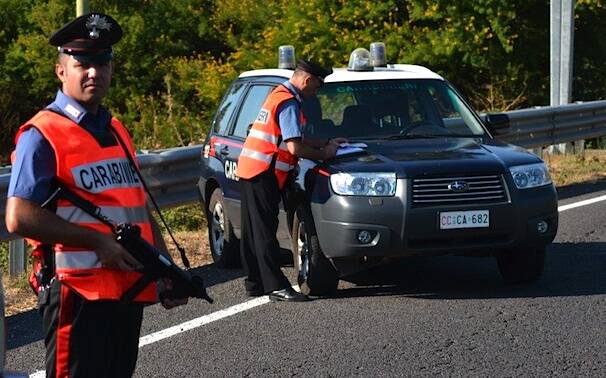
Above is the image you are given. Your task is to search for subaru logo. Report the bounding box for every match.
[448,181,469,193]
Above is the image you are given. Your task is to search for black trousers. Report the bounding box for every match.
[40,279,144,378]
[240,170,290,294]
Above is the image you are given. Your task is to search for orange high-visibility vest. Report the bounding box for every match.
[14,110,157,302]
[236,84,303,189]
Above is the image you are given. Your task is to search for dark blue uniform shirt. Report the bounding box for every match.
[8,90,112,204]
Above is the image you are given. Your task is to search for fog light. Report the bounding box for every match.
[537,220,548,234]
[357,230,373,244]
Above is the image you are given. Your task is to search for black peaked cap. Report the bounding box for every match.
[296,59,333,81]
[49,13,122,53]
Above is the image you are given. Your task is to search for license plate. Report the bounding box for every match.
[439,210,489,229]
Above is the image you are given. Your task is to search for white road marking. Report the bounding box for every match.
[27,193,606,377]
[558,194,606,212]
[139,296,271,347]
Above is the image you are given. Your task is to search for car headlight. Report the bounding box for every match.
[330,172,397,196]
[509,163,552,189]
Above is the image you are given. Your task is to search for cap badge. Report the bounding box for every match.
[85,14,111,39]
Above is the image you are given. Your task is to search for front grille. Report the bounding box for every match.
[411,174,508,206]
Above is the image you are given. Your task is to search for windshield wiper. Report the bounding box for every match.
[383,134,481,140]
[439,134,483,138]
[382,134,443,140]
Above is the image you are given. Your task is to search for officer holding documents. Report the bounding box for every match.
[5,13,186,377]
[236,59,347,302]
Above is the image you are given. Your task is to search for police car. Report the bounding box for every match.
[197,44,558,295]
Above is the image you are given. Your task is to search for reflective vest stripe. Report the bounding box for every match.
[275,161,293,172]
[55,251,101,269]
[248,129,279,144]
[56,206,149,224]
[240,148,273,164]
[278,141,288,151]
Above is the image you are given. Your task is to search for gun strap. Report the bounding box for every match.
[44,186,116,230]
[109,126,191,269]
[121,273,157,303]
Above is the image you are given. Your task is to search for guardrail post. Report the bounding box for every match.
[530,147,543,158]
[8,239,26,276]
[549,0,577,155]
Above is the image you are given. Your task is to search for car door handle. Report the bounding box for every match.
[219,146,230,156]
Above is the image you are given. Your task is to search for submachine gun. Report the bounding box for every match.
[43,185,213,304]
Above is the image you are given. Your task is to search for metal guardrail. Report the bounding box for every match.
[0,145,204,241]
[498,101,606,148]
[1,100,606,273]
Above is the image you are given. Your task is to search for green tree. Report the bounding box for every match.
[1,0,605,160]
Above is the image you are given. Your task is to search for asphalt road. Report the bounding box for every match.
[6,181,606,377]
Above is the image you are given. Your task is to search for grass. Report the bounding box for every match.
[3,150,606,316]
[543,150,606,187]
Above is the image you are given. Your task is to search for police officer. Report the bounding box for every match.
[236,59,347,302]
[5,13,186,377]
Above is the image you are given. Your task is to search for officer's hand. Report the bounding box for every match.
[94,233,143,271]
[158,278,189,309]
[322,143,338,160]
[329,137,348,146]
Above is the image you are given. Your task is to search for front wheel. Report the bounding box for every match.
[496,246,546,284]
[207,188,240,268]
[291,206,338,296]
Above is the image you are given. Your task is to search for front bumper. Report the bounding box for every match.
[311,178,558,259]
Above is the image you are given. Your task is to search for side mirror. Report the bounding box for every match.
[484,113,510,135]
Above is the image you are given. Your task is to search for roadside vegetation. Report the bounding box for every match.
[1,1,606,163]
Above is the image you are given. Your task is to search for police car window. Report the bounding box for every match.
[307,80,484,139]
[317,91,356,126]
[212,81,247,134]
[231,85,273,138]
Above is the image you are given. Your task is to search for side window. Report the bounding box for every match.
[211,81,247,135]
[231,85,273,138]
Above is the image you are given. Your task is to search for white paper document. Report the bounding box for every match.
[336,142,367,156]
[339,142,368,148]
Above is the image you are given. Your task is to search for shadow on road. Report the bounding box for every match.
[7,242,605,349]
[331,242,606,301]
[6,308,41,350]
[190,263,244,288]
[6,263,247,350]
[189,247,291,288]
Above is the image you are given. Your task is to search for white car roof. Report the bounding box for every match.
[238,64,444,82]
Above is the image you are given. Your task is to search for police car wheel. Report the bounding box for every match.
[291,206,338,296]
[496,246,546,284]
[207,188,240,268]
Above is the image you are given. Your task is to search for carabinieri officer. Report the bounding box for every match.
[236,59,347,302]
[5,13,187,377]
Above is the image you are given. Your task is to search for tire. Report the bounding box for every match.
[496,246,546,284]
[291,205,338,296]
[207,188,240,268]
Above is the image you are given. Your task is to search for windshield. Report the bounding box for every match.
[302,79,486,140]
